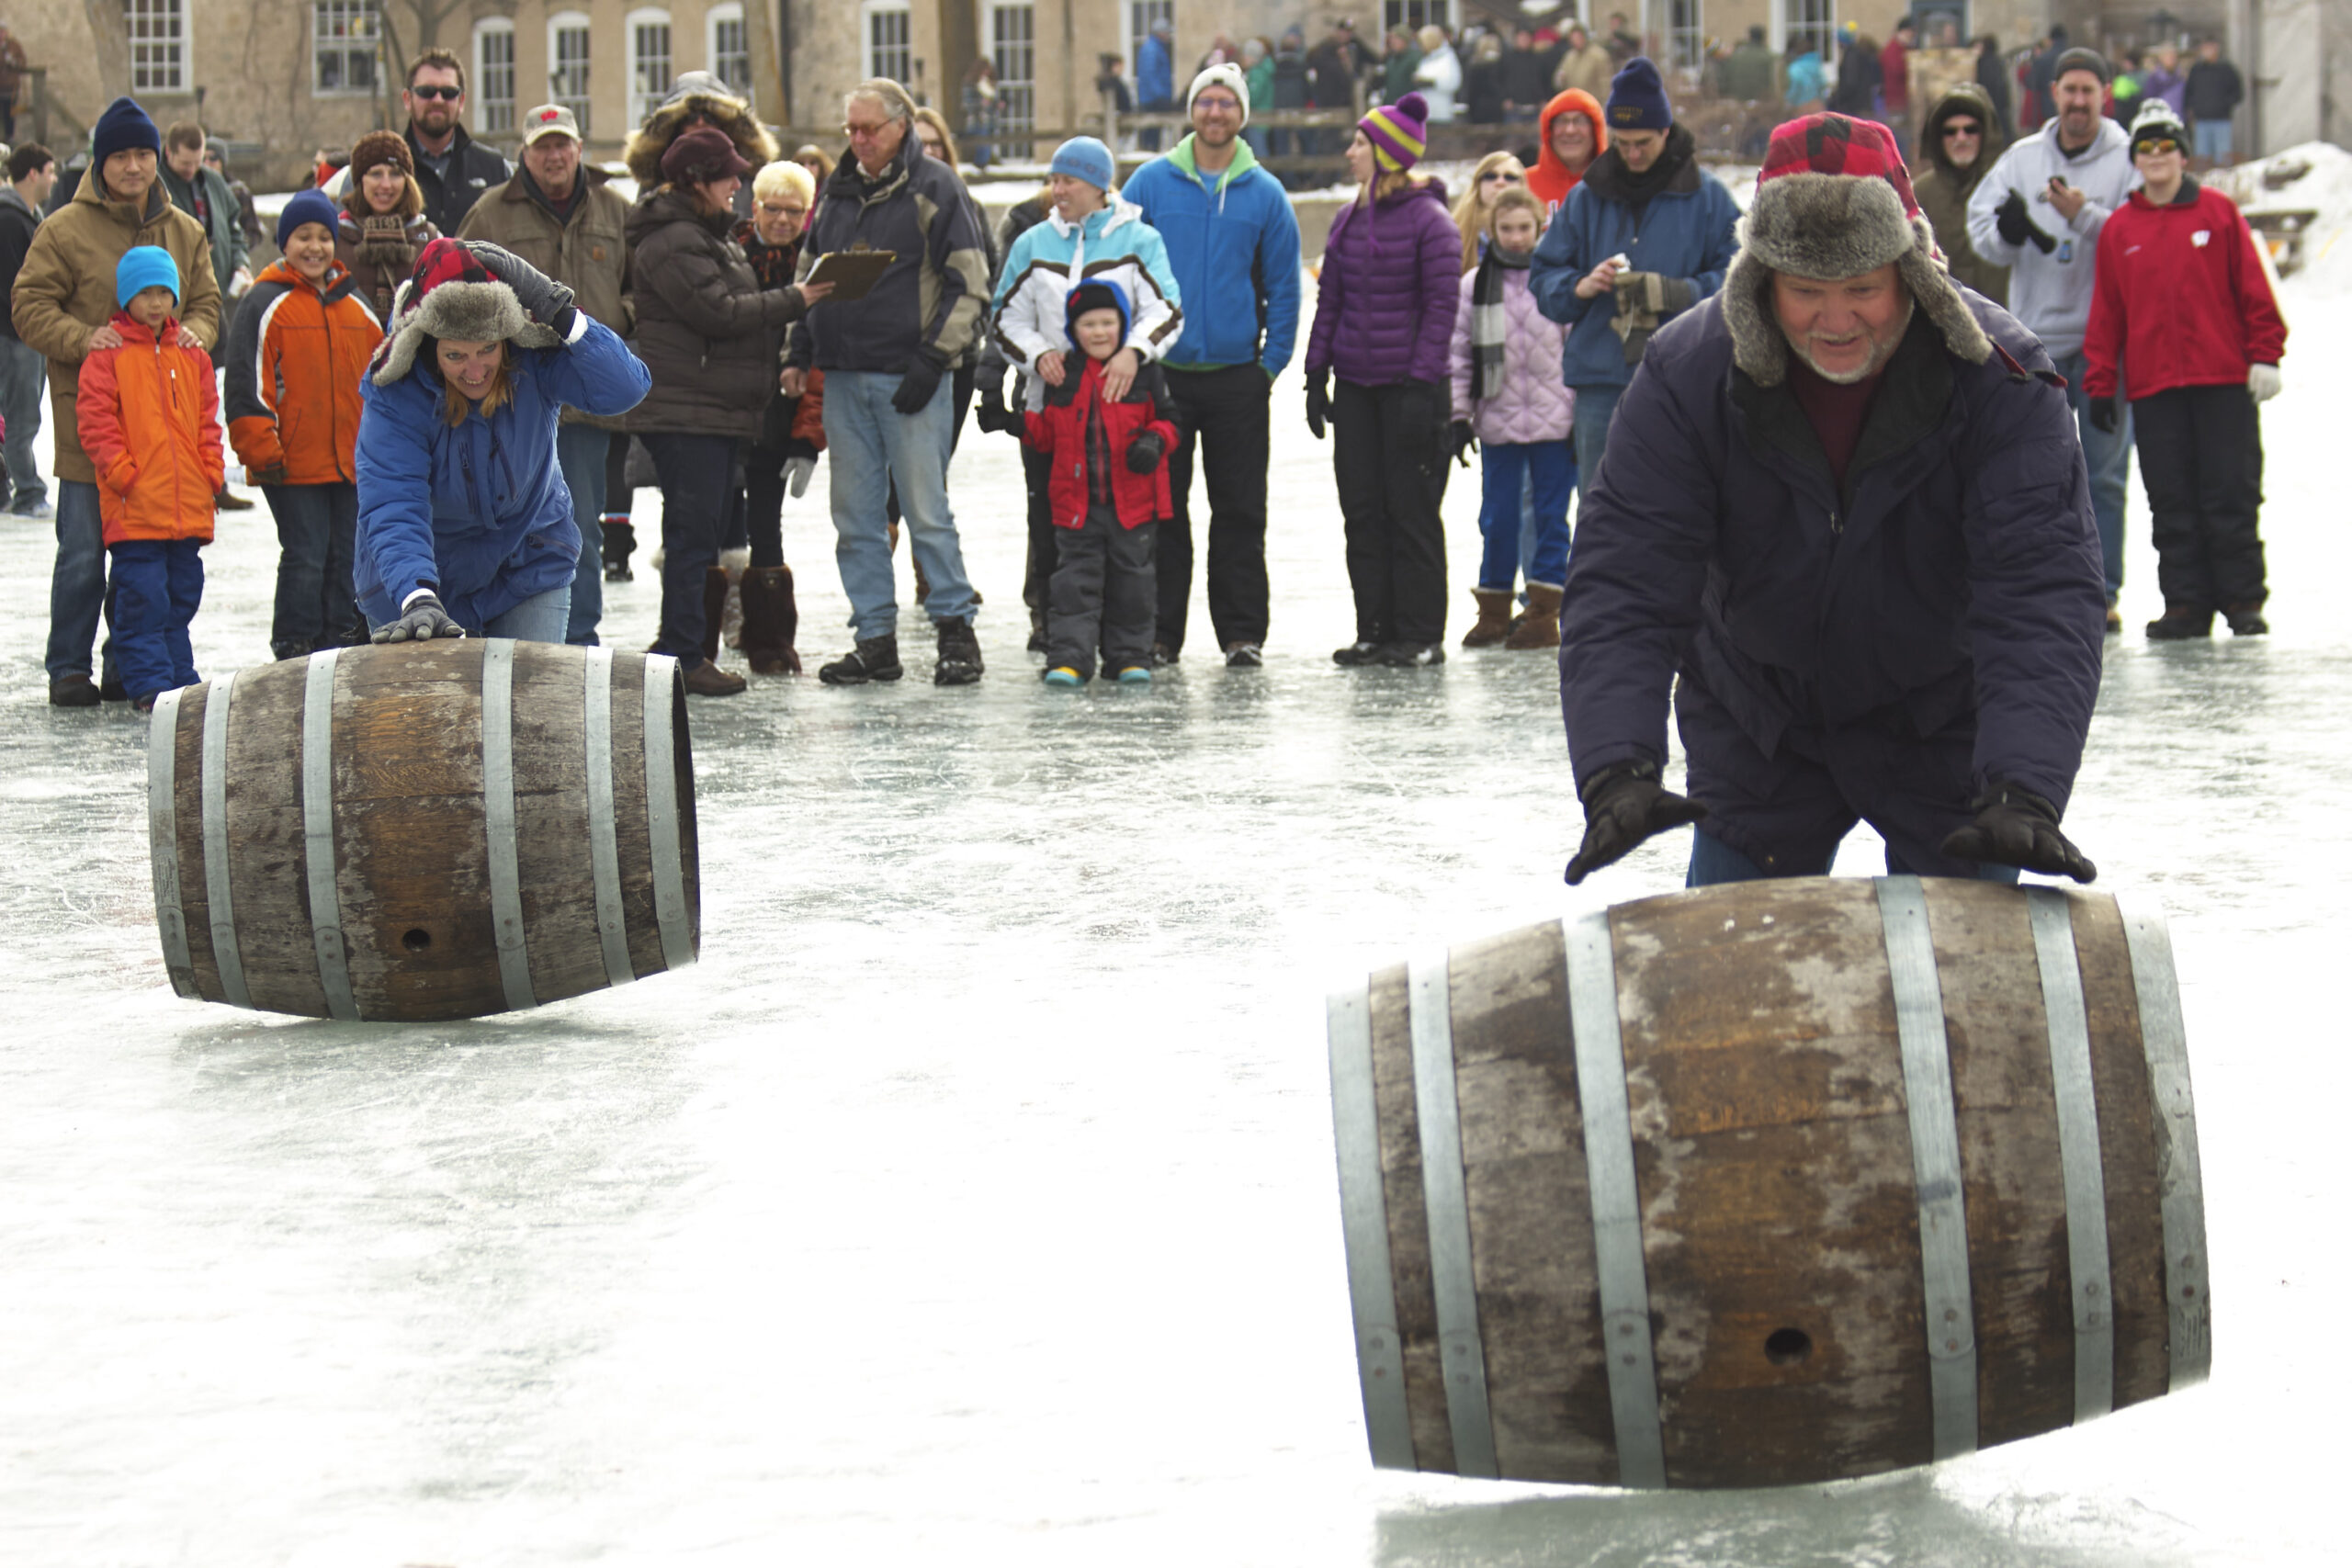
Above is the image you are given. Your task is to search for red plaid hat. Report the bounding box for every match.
[406,235,490,295]
[1756,113,1923,221]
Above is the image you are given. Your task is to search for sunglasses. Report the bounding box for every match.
[410,84,461,101]
[1480,169,1524,183]
[2134,137,2182,157]
[1942,122,1983,138]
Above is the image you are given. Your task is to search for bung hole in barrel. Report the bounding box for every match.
[1765,1327,1812,1366]
[401,928,433,953]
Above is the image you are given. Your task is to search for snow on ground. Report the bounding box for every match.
[3,189,2350,1568]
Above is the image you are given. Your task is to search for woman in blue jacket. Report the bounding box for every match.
[356,238,650,643]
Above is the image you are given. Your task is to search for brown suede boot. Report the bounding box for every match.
[740,566,802,674]
[1505,583,1563,649]
[1462,588,1516,648]
[699,567,730,664]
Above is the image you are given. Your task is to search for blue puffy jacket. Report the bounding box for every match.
[355,315,650,631]
[1121,133,1302,377]
[1530,130,1740,391]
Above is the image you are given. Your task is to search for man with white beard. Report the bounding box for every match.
[1558,115,2106,890]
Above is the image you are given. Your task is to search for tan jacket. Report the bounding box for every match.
[1552,42,1614,99]
[12,174,222,484]
[458,166,633,426]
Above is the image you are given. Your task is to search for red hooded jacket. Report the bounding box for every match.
[1021,355,1178,530]
[2084,180,2286,400]
[1526,89,1609,216]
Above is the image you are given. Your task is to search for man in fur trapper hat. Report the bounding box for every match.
[1559,112,2108,889]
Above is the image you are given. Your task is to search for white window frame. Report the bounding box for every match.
[1667,0,1702,73]
[549,11,594,137]
[1379,1,1452,36]
[126,0,187,96]
[627,8,673,128]
[989,2,1035,139]
[706,2,751,97]
[474,17,516,133]
[311,0,379,98]
[862,0,912,86]
[1122,0,1172,81]
[1773,0,1836,55]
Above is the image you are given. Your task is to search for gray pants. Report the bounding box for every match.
[0,335,47,512]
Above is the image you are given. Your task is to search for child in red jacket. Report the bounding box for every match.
[78,246,226,711]
[2084,103,2287,639]
[1021,278,1178,686]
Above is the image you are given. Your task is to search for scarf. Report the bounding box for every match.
[1465,245,1530,403]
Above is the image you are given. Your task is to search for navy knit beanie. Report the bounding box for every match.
[276,187,341,250]
[1606,57,1673,132]
[92,96,162,168]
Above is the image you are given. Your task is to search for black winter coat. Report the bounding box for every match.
[0,186,40,340]
[624,187,807,439]
[405,123,510,243]
[1560,289,2105,818]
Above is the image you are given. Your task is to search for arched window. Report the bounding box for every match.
[707,2,751,98]
[627,8,674,128]
[548,11,593,136]
[473,17,516,133]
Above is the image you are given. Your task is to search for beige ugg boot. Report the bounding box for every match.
[1462,588,1516,648]
[1504,583,1563,649]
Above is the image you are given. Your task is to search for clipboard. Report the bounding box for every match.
[804,250,896,302]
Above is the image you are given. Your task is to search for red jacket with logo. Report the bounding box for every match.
[2084,181,2285,400]
[1020,355,1178,530]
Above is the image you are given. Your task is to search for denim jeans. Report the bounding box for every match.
[45,480,107,681]
[2193,119,2232,160]
[0,334,47,511]
[262,480,360,658]
[1478,440,1575,592]
[1514,453,1578,597]
[555,422,608,646]
[482,584,571,643]
[2051,350,2132,600]
[1686,827,2019,886]
[642,430,739,665]
[107,537,202,700]
[1570,383,1624,496]
[823,368,976,640]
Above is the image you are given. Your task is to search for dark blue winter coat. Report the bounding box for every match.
[1560,282,2106,837]
[355,315,650,631]
[1530,130,1740,391]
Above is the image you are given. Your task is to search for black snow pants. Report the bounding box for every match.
[1047,502,1157,679]
[1331,378,1449,647]
[1156,363,1272,655]
[2131,383,2267,613]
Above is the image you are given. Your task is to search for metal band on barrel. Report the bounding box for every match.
[1407,955,1499,1479]
[2027,888,2112,1422]
[1327,985,1414,1469]
[1564,912,1668,1490]
[2118,897,2211,1388]
[198,669,250,1009]
[481,640,536,1013]
[301,650,358,1021]
[146,687,195,997]
[582,646,633,987]
[641,654,693,972]
[1875,876,1979,1461]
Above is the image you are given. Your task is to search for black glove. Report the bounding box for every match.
[1449,419,1478,468]
[464,240,576,331]
[1994,191,2034,246]
[1125,429,1166,474]
[371,591,466,644]
[1306,373,1329,440]
[892,351,948,415]
[1939,782,2097,882]
[2086,393,2120,435]
[974,379,1014,434]
[1564,761,1709,886]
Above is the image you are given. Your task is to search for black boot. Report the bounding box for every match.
[2224,602,2269,637]
[818,634,904,685]
[601,518,636,581]
[933,616,984,685]
[2144,604,2214,640]
[740,566,801,674]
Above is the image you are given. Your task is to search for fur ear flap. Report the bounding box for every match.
[1724,220,1992,389]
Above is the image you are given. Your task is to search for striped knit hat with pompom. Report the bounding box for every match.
[1359,91,1428,173]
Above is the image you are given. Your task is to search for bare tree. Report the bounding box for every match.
[82,0,131,103]
[744,0,785,125]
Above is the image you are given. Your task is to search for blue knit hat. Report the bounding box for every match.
[115,245,180,310]
[1049,135,1115,193]
[92,96,162,169]
[1606,57,1673,132]
[276,187,341,250]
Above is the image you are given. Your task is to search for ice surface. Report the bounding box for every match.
[1,275,2347,1568]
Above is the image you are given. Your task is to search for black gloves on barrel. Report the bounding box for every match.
[1994,191,2058,254]
[1940,782,2098,883]
[892,349,949,415]
[372,592,465,644]
[1305,372,1329,440]
[1564,761,1710,886]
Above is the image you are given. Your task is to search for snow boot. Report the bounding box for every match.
[739,566,802,674]
[682,658,747,696]
[601,518,635,581]
[819,634,904,685]
[2224,602,2269,637]
[1377,641,1447,668]
[698,568,730,665]
[2145,604,2214,640]
[1462,588,1515,648]
[1503,584,1563,650]
[719,547,750,649]
[1332,638,1383,666]
[933,616,984,685]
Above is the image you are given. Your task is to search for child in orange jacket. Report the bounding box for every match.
[225,187,384,659]
[77,246,225,710]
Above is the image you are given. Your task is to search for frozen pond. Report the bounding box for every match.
[4,293,2348,1567]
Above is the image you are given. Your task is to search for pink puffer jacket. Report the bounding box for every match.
[1447,262,1574,446]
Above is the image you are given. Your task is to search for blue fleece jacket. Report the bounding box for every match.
[1121,134,1303,377]
[354,314,650,631]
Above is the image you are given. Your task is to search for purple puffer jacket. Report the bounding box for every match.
[1447,262,1574,446]
[1306,179,1459,388]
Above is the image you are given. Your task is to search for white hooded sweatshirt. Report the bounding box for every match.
[1964,115,2137,360]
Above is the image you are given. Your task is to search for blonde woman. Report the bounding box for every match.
[1450,150,1526,270]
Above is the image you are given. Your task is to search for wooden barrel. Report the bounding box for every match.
[1326,876,2209,1489]
[145,640,698,1021]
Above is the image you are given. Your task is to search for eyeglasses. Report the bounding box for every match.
[1942,122,1983,138]
[2134,137,2182,157]
[409,84,461,102]
[843,119,894,141]
[758,202,808,219]
[1480,169,1525,183]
